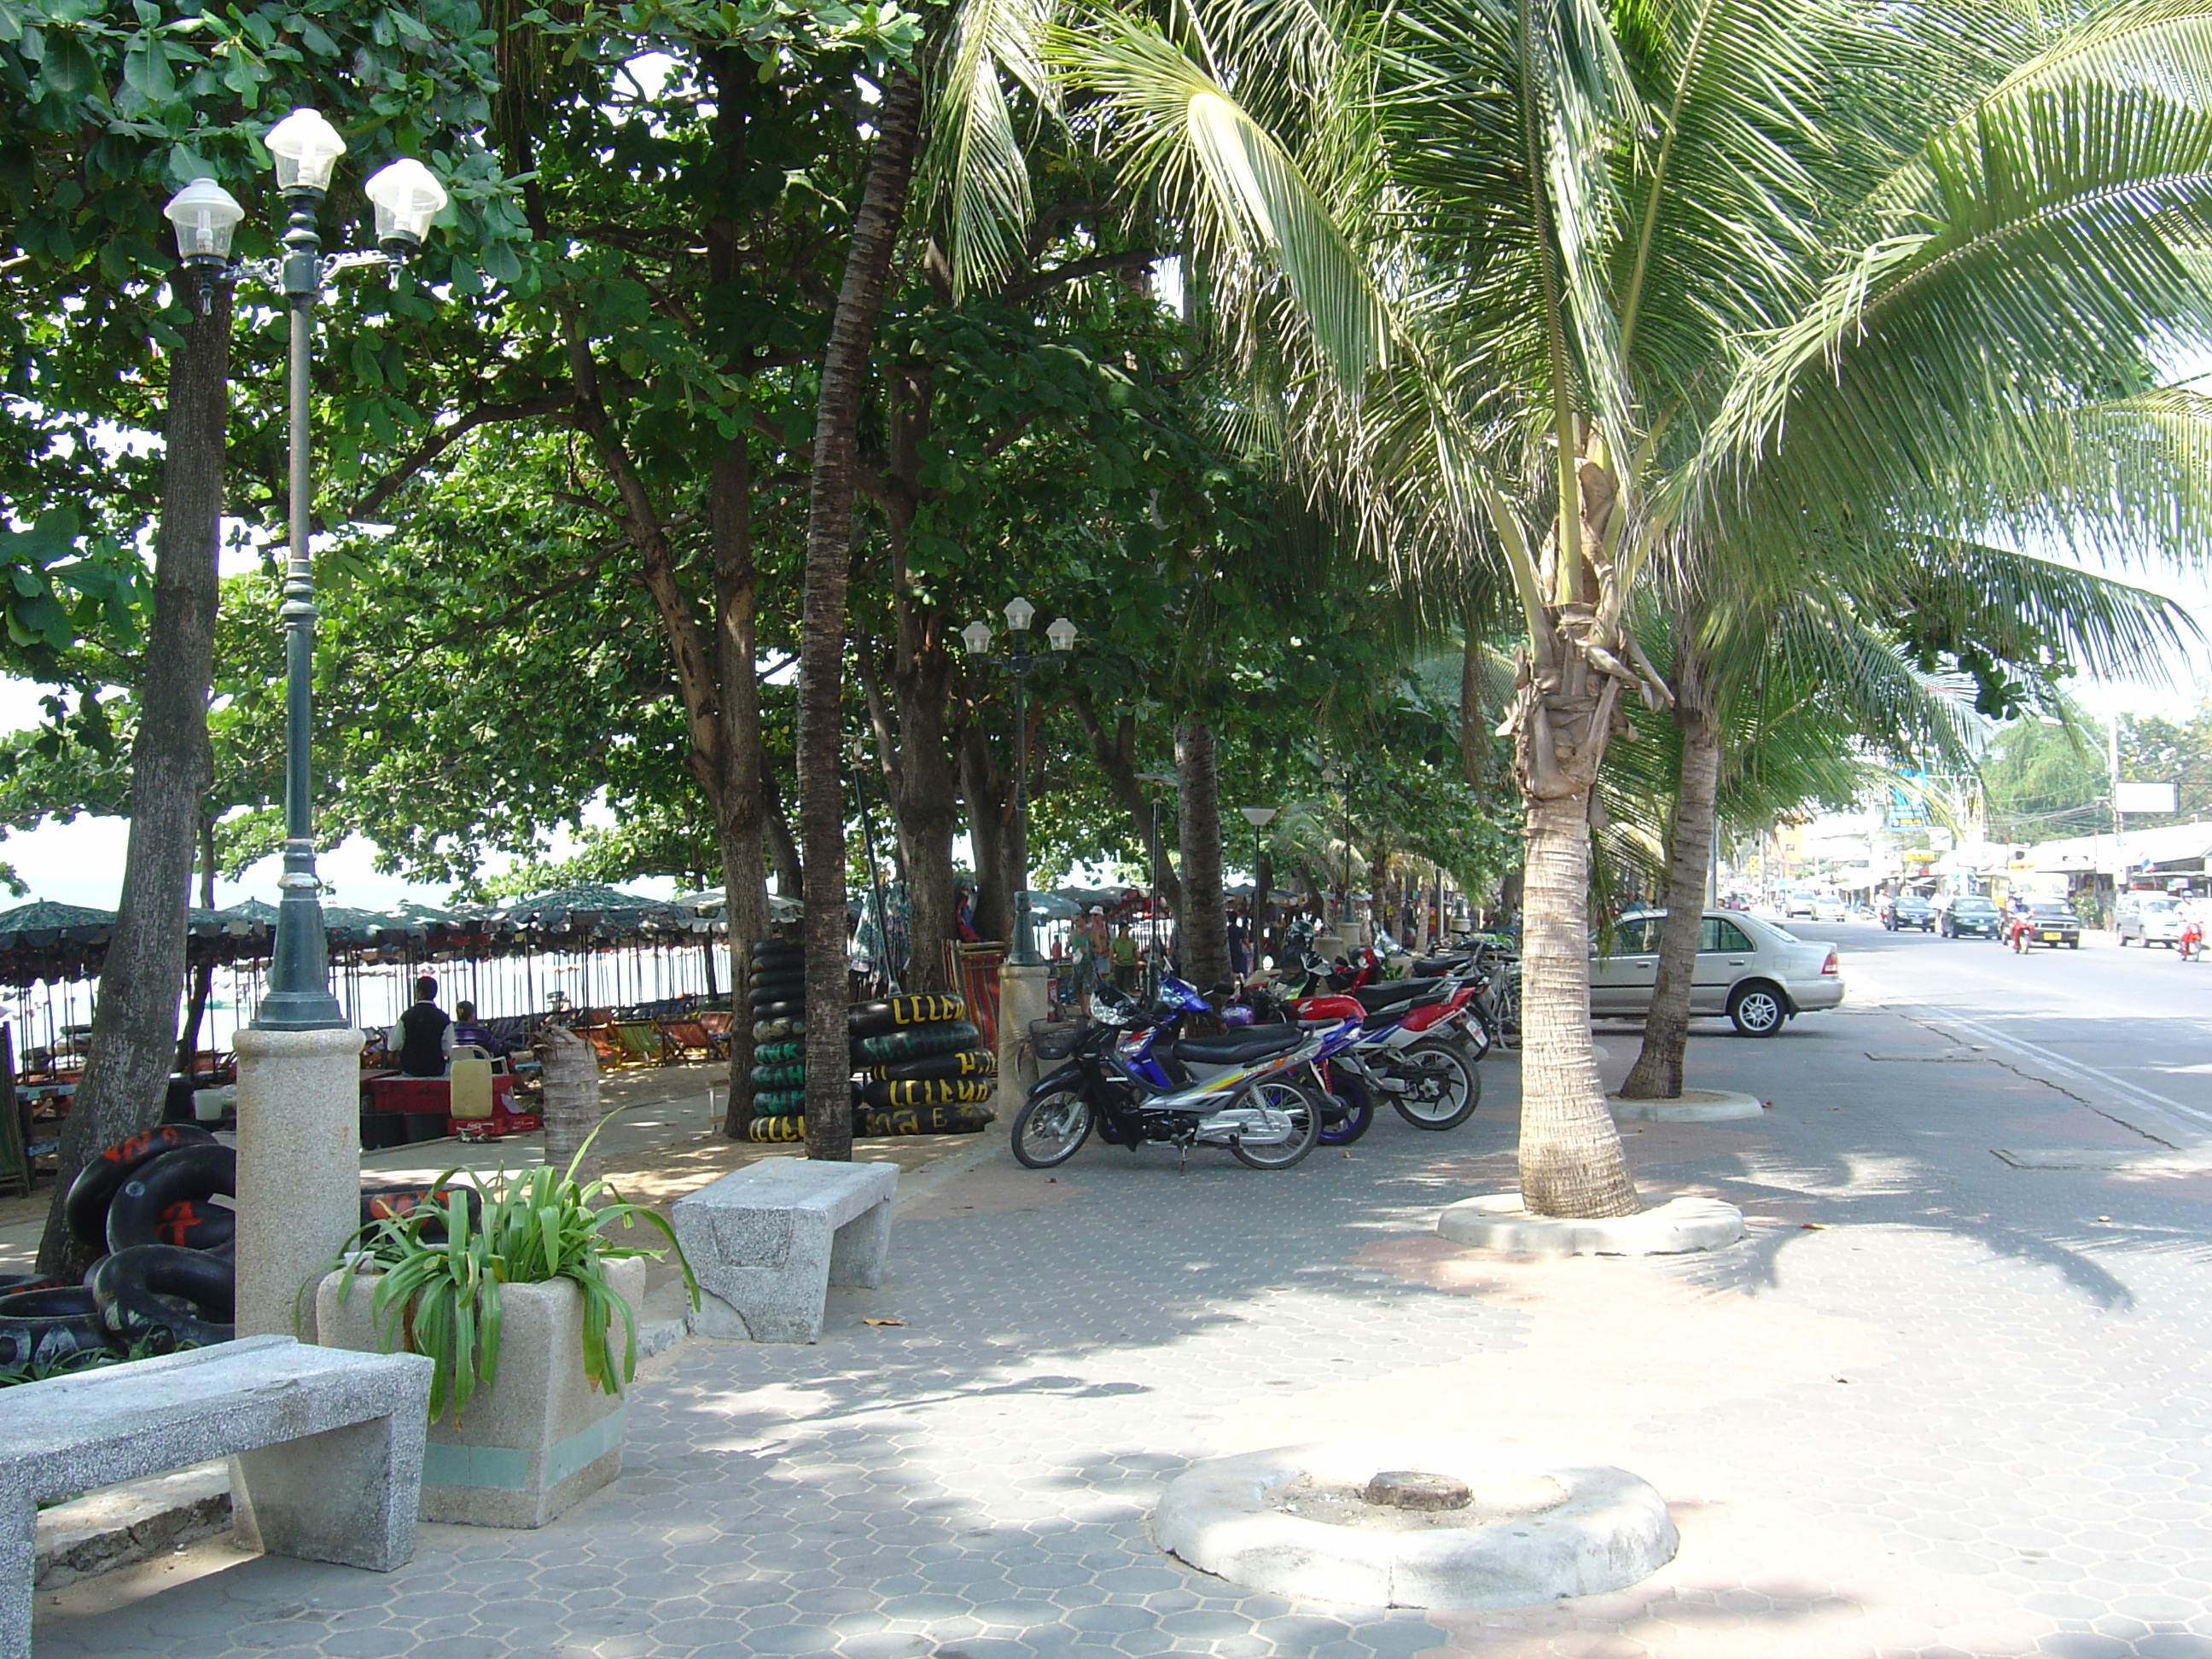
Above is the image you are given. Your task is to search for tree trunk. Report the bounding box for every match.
[176,813,218,1072]
[538,1024,602,1184]
[1460,626,1488,791]
[798,67,925,1162]
[712,435,770,1138]
[1175,722,1229,987]
[1076,702,1184,915]
[37,273,229,1280]
[957,721,1011,943]
[1253,850,1274,940]
[879,628,958,994]
[1509,547,1641,1219]
[1621,647,1720,1101]
[762,776,803,894]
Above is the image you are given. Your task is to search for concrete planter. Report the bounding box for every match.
[315,1255,644,1528]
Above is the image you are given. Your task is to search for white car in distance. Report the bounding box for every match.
[1593,909,1846,1036]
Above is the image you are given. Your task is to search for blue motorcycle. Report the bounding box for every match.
[1010,976,1358,1171]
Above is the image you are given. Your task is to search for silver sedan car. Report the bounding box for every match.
[1592,909,1845,1036]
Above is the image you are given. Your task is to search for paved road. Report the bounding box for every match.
[37,948,2212,1659]
[1786,916,2212,1142]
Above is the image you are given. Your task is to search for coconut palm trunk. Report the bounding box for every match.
[1621,646,1719,1100]
[1511,598,1642,1220]
[539,1024,603,1183]
[798,67,926,1161]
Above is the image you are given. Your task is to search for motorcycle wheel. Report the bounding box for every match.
[1317,1071,1373,1146]
[1011,1089,1095,1169]
[1390,1039,1480,1129]
[1231,1080,1322,1169]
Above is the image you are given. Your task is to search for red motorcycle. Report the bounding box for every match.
[2181,916,2203,962]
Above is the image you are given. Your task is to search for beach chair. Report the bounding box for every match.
[612,1020,672,1067]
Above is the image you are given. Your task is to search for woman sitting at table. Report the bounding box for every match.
[449,1001,506,1059]
[396,975,451,1076]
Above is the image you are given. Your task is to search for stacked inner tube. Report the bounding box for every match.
[748,935,808,1121]
[0,1125,241,1367]
[849,993,996,1135]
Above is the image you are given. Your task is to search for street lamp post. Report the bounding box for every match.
[1238,805,1276,959]
[960,599,1077,967]
[162,115,446,1345]
[166,116,448,1029]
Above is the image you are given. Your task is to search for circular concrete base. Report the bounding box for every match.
[1436,1193,1743,1256]
[1155,1438,1677,1609]
[1608,1088,1763,1122]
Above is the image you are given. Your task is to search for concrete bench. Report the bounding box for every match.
[0,1336,432,1659]
[672,1156,898,1342]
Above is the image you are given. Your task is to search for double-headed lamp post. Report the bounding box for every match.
[163,112,447,1032]
[960,598,1077,966]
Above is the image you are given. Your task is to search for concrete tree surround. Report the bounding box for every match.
[316,1255,646,1528]
[1155,1438,1678,1609]
[1609,1087,1763,1122]
[1437,1193,1744,1255]
[234,1024,365,1342]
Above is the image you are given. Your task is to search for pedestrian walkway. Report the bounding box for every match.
[34,998,2212,1658]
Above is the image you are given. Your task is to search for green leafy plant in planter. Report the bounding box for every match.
[332,1132,696,1423]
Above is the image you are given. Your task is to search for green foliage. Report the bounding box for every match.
[333,1123,696,1424]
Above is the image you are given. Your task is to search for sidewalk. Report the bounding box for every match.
[34,1000,2212,1659]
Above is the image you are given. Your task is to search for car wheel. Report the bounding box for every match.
[1727,982,1787,1038]
[2069,939,2080,950]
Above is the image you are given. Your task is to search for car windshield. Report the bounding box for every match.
[2142,898,2176,912]
[2029,905,2077,919]
[1761,918,1801,941]
[1956,899,1996,913]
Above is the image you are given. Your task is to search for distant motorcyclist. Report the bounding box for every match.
[2180,894,2205,962]
[2008,894,2035,954]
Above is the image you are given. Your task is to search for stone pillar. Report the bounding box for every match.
[233,1026,364,1341]
[996,963,1051,1101]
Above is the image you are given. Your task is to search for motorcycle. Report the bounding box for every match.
[2181,915,2204,962]
[1010,976,1356,1172]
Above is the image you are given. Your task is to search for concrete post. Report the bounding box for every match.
[996,962,1051,1102]
[233,1026,364,1341]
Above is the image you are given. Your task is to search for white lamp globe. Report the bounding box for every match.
[164,178,245,265]
[364,159,448,253]
[959,620,993,656]
[265,108,348,192]
[1240,806,1278,828]
[1045,616,1077,654]
[1003,595,1036,633]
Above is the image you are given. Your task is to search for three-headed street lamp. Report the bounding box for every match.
[960,598,1077,966]
[162,111,447,1031]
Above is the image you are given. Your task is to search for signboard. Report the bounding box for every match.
[2116,781,2179,815]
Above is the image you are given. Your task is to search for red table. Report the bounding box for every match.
[363,1072,539,1136]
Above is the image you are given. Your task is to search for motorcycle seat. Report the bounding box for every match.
[1169,1026,1306,1064]
[1412,957,1470,976]
[1349,979,1443,1010]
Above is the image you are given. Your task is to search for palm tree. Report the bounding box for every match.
[798,67,929,1161]
[1053,0,2212,1215]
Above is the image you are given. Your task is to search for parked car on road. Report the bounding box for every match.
[1814,894,1848,923]
[1784,888,1819,919]
[2116,892,2184,949]
[1885,894,1935,932]
[1941,895,2004,939]
[1592,910,1845,1036]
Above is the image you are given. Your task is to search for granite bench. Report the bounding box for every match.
[672,1156,899,1342]
[0,1336,433,1659]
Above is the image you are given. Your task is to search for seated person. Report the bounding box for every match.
[448,1000,506,1059]
[395,975,451,1077]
